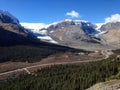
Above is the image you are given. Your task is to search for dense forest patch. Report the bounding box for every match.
[0,44,87,63]
[0,57,120,90]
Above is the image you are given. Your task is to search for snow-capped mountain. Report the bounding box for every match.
[1,10,119,50]
[21,20,103,47]
[36,20,108,50]
[20,18,120,50]
[0,10,57,44]
[45,19,100,36]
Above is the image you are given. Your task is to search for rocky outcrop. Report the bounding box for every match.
[87,80,120,90]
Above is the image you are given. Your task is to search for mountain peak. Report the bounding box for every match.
[46,19,95,30]
[46,19,98,35]
[0,10,19,25]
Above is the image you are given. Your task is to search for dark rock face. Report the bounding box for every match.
[81,22,99,35]
[0,23,39,46]
[0,10,19,25]
[0,26,27,45]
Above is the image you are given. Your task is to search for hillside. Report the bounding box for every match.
[0,56,120,90]
[0,10,87,63]
[100,22,120,49]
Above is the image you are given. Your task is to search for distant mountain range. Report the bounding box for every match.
[33,20,120,50]
[0,10,120,50]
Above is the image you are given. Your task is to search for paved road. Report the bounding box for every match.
[0,50,112,76]
[0,58,104,76]
[101,50,113,59]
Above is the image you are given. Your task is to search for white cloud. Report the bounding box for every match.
[66,10,80,18]
[105,14,120,23]
[20,22,48,30]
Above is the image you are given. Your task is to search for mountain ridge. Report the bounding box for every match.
[35,20,108,50]
[0,10,120,50]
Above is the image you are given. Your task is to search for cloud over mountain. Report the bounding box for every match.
[66,10,80,18]
[105,14,120,23]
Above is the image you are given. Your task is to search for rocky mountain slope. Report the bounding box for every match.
[38,20,109,50]
[0,23,40,46]
[100,22,120,49]
[0,10,40,46]
[33,20,120,50]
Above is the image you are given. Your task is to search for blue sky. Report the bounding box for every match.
[0,0,120,24]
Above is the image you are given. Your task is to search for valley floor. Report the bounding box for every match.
[0,50,108,80]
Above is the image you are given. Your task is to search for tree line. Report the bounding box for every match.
[0,56,120,90]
